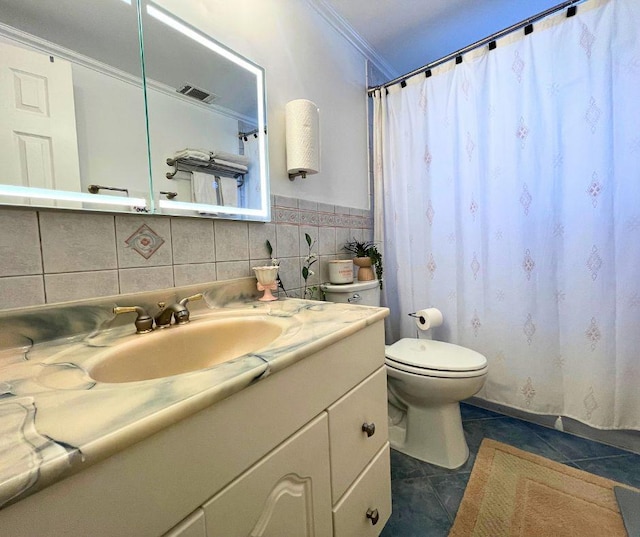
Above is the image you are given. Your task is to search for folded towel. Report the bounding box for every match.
[210,158,248,174]
[174,149,210,162]
[210,150,250,167]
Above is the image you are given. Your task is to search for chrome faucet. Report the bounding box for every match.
[154,293,203,328]
[113,306,154,334]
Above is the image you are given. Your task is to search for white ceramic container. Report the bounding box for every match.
[328,260,354,284]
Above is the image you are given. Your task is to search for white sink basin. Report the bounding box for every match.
[88,317,282,383]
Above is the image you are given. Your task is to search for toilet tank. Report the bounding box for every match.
[321,280,381,307]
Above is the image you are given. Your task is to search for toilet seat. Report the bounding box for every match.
[385,338,487,378]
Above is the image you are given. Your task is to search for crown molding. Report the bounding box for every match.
[306,0,398,81]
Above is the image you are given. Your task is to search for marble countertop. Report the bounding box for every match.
[0,284,388,510]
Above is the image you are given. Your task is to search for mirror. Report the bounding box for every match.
[0,0,270,221]
[140,2,269,220]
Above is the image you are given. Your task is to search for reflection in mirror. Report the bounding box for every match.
[0,0,270,221]
[141,2,270,221]
[0,0,150,212]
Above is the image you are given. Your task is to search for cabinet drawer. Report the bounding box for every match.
[332,444,391,537]
[202,414,332,537]
[327,367,388,502]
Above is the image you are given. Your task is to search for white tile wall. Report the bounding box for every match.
[0,275,45,309]
[248,222,276,260]
[214,220,249,262]
[0,210,42,276]
[171,218,215,264]
[173,263,217,287]
[119,266,175,294]
[0,197,372,306]
[45,271,119,303]
[40,212,117,273]
[275,224,300,259]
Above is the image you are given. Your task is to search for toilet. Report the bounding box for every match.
[322,280,488,469]
[385,338,487,468]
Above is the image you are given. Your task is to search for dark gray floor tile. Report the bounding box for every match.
[390,448,429,481]
[575,454,640,489]
[463,416,568,462]
[381,477,452,537]
[383,407,637,537]
[521,423,631,461]
[390,446,476,478]
[429,473,471,522]
[460,402,503,421]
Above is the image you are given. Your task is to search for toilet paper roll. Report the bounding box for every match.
[415,308,443,331]
[285,99,320,175]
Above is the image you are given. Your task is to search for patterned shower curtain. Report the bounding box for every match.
[373,0,640,430]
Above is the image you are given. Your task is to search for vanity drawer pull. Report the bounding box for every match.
[366,508,380,525]
[362,422,376,437]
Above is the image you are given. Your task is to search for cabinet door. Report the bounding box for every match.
[163,509,206,537]
[203,414,332,537]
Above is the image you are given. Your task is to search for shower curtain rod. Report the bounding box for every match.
[367,0,584,95]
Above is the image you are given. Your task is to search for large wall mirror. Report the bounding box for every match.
[0,0,270,221]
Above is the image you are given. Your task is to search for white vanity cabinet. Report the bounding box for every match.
[0,320,390,537]
[195,368,390,537]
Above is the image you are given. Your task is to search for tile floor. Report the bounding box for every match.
[381,402,640,537]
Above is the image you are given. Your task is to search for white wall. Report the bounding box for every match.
[154,0,371,209]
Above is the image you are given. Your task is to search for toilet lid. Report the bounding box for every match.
[385,338,487,372]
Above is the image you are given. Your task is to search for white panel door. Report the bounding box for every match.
[0,41,81,206]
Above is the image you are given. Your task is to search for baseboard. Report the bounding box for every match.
[467,396,640,455]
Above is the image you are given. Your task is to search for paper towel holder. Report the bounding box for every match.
[289,170,308,181]
[285,99,320,181]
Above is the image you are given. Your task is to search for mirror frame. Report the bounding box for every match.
[0,0,271,222]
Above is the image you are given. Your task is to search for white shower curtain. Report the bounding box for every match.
[373,0,640,430]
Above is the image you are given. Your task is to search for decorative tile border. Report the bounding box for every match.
[272,197,372,229]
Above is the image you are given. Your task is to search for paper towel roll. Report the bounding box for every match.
[415,308,443,331]
[285,99,320,176]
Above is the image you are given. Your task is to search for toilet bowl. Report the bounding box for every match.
[321,280,487,469]
[385,338,487,469]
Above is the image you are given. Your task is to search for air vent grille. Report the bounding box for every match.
[176,84,217,104]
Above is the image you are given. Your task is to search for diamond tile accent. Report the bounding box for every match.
[125,224,165,260]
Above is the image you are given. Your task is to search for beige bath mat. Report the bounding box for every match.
[450,438,636,536]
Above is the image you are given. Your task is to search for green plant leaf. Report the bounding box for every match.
[302,266,309,280]
[265,239,273,257]
[305,233,312,247]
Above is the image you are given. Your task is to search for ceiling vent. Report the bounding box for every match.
[176,83,217,104]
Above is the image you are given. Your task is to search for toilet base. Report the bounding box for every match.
[389,401,469,469]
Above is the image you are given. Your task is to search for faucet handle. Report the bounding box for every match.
[178,293,203,307]
[113,306,154,334]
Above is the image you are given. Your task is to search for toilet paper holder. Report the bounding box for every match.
[408,311,426,324]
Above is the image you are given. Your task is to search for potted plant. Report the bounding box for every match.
[344,239,383,287]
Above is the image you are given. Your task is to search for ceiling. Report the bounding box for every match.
[318,0,566,82]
